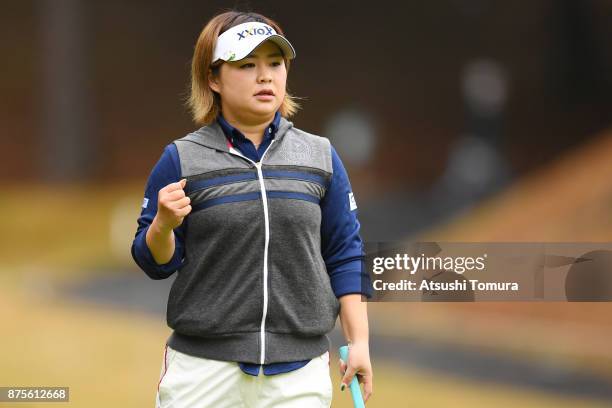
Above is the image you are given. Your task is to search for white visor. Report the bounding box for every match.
[212,22,296,63]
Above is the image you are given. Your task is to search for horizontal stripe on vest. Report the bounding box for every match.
[190,179,325,203]
[188,171,327,193]
[186,166,331,194]
[267,191,320,204]
[188,171,328,197]
[191,191,320,212]
[187,172,258,193]
[192,191,261,212]
[262,170,328,188]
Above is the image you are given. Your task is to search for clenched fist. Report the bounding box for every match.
[155,178,192,232]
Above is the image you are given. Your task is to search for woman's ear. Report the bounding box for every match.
[208,69,221,93]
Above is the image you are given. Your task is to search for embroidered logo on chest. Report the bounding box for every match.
[279,139,312,162]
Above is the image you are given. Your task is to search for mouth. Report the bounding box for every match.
[254,89,275,96]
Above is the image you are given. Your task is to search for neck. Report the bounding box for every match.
[221,109,274,146]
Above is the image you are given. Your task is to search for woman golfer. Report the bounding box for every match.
[131,10,373,407]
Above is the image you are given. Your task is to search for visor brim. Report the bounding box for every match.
[224,34,296,62]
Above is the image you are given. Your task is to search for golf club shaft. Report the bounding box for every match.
[338,345,365,408]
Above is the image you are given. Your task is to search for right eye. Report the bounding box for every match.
[240,63,255,69]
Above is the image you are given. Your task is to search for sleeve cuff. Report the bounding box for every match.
[132,225,184,280]
[329,259,373,299]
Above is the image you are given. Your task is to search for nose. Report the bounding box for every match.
[257,65,272,83]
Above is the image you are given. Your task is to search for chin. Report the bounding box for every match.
[249,104,279,117]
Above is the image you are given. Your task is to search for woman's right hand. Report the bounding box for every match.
[154,178,192,232]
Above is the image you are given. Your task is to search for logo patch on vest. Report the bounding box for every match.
[280,139,312,162]
[348,192,357,211]
[142,197,149,209]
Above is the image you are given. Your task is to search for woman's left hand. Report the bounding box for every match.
[339,341,373,403]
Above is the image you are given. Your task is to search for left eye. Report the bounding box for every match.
[239,61,282,68]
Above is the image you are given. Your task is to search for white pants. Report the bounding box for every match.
[155,345,333,408]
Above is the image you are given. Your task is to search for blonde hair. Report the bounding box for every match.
[187,10,301,126]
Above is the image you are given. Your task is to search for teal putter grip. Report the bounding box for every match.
[338,345,365,408]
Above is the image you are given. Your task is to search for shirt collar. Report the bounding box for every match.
[216,111,281,146]
[183,115,293,153]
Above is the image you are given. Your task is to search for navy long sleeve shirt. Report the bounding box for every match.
[131,110,371,376]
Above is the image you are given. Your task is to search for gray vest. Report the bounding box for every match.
[166,117,339,364]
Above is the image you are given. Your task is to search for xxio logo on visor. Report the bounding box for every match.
[237,26,274,40]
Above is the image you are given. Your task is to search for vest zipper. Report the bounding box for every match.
[227,140,275,365]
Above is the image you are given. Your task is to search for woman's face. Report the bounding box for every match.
[209,40,287,123]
